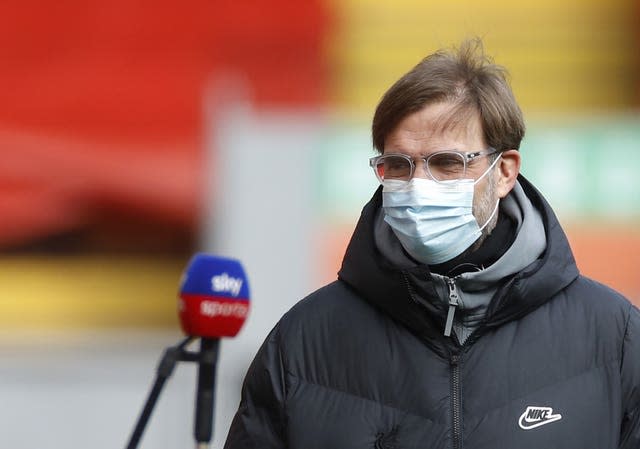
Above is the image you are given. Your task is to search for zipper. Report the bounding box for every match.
[402,272,465,447]
[444,277,460,337]
[450,353,462,449]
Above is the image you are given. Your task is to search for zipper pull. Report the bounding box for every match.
[444,277,459,337]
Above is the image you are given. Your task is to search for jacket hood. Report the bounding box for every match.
[337,174,580,343]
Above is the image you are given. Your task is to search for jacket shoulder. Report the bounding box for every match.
[568,275,633,311]
[561,275,636,337]
[277,280,378,338]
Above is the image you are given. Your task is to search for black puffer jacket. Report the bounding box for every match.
[224,176,640,449]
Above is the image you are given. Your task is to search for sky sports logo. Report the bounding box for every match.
[211,272,244,297]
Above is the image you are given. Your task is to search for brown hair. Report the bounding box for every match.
[372,38,525,153]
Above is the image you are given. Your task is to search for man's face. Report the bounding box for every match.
[383,102,500,237]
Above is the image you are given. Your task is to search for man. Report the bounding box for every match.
[224,39,640,448]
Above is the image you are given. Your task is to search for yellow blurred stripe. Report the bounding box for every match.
[327,0,637,112]
[0,256,187,330]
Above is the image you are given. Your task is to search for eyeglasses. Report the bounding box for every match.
[369,149,498,185]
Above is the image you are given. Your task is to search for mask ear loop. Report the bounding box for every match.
[475,153,502,232]
[478,198,500,233]
[473,153,502,186]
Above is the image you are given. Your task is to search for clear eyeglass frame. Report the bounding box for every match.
[369,148,498,185]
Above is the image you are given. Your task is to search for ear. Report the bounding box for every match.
[495,150,520,198]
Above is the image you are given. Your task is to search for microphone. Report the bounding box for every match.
[125,253,250,449]
[178,253,250,338]
[178,253,251,447]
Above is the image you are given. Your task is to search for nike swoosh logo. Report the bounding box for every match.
[518,406,562,430]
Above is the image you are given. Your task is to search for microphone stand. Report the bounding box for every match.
[125,336,220,449]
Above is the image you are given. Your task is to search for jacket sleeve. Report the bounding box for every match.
[619,304,640,449]
[224,326,287,449]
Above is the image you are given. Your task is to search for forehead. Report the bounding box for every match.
[384,102,485,154]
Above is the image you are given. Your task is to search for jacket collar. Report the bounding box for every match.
[338,174,579,341]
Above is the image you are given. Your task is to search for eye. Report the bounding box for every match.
[380,156,411,179]
[429,153,464,172]
[427,152,466,180]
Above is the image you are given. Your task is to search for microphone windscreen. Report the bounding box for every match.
[178,253,250,338]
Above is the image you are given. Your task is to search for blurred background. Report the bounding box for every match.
[0,0,638,447]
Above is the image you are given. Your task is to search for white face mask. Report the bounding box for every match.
[382,156,501,265]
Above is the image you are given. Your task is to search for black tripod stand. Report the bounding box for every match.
[125,336,220,449]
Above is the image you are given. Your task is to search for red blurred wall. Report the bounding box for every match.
[0,0,332,249]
